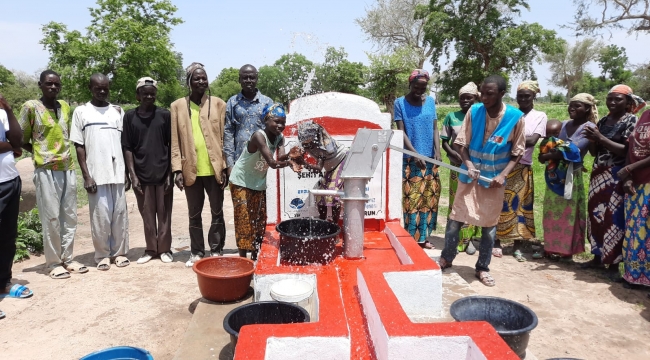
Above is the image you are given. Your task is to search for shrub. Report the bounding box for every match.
[14,208,43,262]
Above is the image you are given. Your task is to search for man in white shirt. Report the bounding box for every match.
[71,73,130,271]
[0,93,33,314]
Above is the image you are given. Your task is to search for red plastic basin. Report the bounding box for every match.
[193,257,255,302]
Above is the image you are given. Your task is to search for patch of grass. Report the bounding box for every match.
[15,208,43,262]
[432,103,597,246]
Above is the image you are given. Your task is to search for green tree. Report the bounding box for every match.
[257,53,317,105]
[356,0,432,68]
[573,0,650,35]
[597,45,632,84]
[630,62,650,101]
[366,46,420,117]
[316,47,366,94]
[0,64,15,87]
[544,38,602,99]
[40,0,183,104]
[210,67,240,101]
[155,51,186,107]
[0,70,40,110]
[419,0,562,97]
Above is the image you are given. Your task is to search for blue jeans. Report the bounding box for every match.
[440,219,495,272]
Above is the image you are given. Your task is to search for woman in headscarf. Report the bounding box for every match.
[619,108,650,290]
[292,120,349,223]
[496,80,547,262]
[394,69,441,249]
[440,82,481,254]
[539,93,598,261]
[170,62,228,267]
[583,85,644,278]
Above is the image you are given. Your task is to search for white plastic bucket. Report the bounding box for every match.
[270,279,315,321]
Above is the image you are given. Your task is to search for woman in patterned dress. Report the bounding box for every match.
[394,69,441,249]
[583,85,644,279]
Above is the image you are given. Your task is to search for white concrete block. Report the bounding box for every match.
[264,336,350,360]
[387,336,487,360]
[384,270,443,322]
[286,92,391,128]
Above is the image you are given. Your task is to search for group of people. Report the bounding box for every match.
[0,63,324,319]
[398,69,650,290]
[2,63,649,319]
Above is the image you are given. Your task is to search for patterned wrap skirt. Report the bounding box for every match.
[497,163,536,241]
[587,164,625,264]
[230,183,267,251]
[315,157,346,207]
[623,183,650,286]
[542,169,586,256]
[402,158,441,242]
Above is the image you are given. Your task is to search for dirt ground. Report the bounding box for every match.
[1,186,649,359]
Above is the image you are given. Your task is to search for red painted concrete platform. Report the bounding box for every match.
[234,221,518,360]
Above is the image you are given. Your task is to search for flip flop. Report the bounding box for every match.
[475,271,495,287]
[0,284,33,299]
[114,256,130,268]
[418,241,435,249]
[438,257,452,270]
[492,247,503,258]
[97,258,111,271]
[64,261,89,274]
[513,250,526,262]
[49,266,71,279]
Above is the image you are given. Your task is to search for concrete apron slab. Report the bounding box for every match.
[173,290,253,360]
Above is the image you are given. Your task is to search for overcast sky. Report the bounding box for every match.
[2,0,648,96]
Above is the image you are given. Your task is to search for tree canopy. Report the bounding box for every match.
[40,0,184,105]
[544,38,603,98]
[356,0,432,68]
[315,47,366,94]
[210,67,240,102]
[573,0,650,34]
[419,0,562,97]
[366,46,420,116]
[257,53,318,105]
[0,66,40,110]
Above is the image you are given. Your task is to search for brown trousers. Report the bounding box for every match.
[135,184,173,256]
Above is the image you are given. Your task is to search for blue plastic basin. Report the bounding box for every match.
[80,346,153,360]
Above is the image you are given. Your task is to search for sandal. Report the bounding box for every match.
[475,271,495,287]
[49,266,71,279]
[114,256,130,268]
[549,253,561,262]
[64,261,89,274]
[492,247,503,258]
[438,257,452,270]
[418,241,435,250]
[97,258,111,271]
[513,250,526,262]
[0,284,33,299]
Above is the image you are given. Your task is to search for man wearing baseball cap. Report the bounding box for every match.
[122,77,174,264]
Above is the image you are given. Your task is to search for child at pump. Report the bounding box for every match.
[228,103,301,260]
[292,121,349,223]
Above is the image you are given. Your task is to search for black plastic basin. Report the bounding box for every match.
[223,301,310,350]
[450,296,538,359]
[276,218,341,265]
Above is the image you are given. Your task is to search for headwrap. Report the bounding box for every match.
[517,80,541,94]
[408,69,430,83]
[262,103,286,120]
[458,82,479,97]
[185,62,205,87]
[569,93,599,124]
[297,120,337,155]
[608,84,646,114]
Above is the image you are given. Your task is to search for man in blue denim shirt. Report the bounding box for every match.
[224,64,273,177]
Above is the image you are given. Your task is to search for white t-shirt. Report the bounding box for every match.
[0,109,19,183]
[70,102,125,185]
